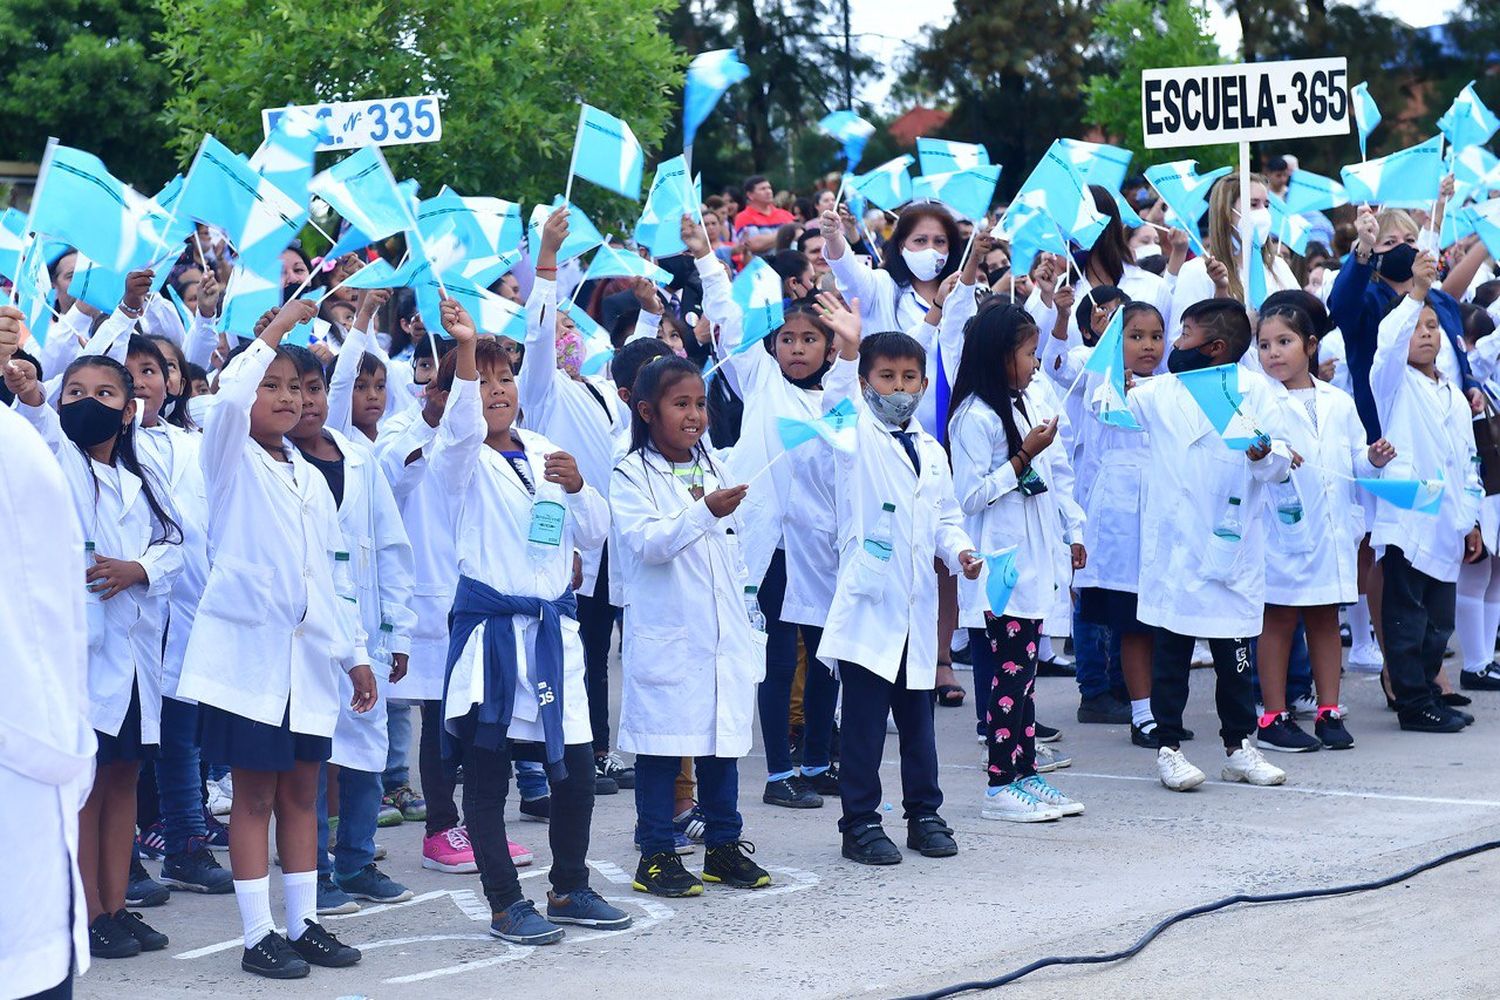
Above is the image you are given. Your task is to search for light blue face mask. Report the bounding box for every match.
[862,384,923,426]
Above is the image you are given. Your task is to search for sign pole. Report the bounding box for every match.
[1238,139,1253,300]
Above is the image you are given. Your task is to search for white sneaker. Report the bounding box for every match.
[1035,743,1072,773]
[206,775,233,816]
[1222,739,1287,786]
[1347,643,1383,672]
[1156,747,1206,791]
[1017,774,1084,816]
[981,783,1064,822]
[1292,694,1349,719]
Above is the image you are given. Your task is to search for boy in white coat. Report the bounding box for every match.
[814,295,981,865]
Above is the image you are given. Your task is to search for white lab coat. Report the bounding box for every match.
[17,400,182,746]
[611,447,765,757]
[326,323,418,441]
[177,340,360,737]
[1073,377,1152,595]
[430,380,609,747]
[374,408,456,701]
[1369,297,1484,583]
[828,248,931,337]
[816,357,974,686]
[518,277,628,600]
[950,391,1084,626]
[0,407,94,996]
[1169,254,1298,338]
[1260,380,1374,606]
[134,419,208,699]
[1032,263,1175,346]
[319,427,416,772]
[1126,366,1293,637]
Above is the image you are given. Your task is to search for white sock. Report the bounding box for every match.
[1038,635,1055,661]
[282,869,318,941]
[1349,596,1373,649]
[234,875,275,950]
[1131,698,1154,728]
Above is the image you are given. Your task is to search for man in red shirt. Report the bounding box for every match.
[732,175,794,256]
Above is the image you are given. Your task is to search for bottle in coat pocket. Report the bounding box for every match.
[527,480,567,565]
[333,550,358,606]
[848,502,896,598]
[1203,495,1244,581]
[84,540,105,651]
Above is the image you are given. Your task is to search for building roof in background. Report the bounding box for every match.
[890,107,949,146]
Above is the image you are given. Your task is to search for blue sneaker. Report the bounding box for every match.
[135,822,167,861]
[634,824,695,856]
[672,804,706,844]
[317,876,359,915]
[127,856,170,907]
[334,864,414,904]
[489,899,564,945]
[202,809,230,852]
[160,843,233,894]
[546,887,632,930]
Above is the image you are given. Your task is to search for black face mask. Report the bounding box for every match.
[60,397,125,449]
[1376,242,1418,283]
[1166,345,1219,374]
[786,357,833,391]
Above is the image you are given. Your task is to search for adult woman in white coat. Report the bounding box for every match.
[430,301,629,946]
[611,354,773,897]
[176,300,374,980]
[0,353,94,998]
[8,352,183,961]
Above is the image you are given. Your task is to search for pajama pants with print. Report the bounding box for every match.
[982,613,1040,787]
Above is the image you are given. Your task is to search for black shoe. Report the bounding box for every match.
[242,931,311,979]
[1398,704,1467,733]
[763,776,822,809]
[1036,657,1075,678]
[632,851,703,897]
[905,814,957,858]
[800,765,841,797]
[1460,664,1500,691]
[595,752,635,790]
[1442,691,1474,707]
[89,914,142,959]
[702,840,772,888]
[1076,694,1131,725]
[126,855,170,907]
[1034,722,1062,743]
[1448,705,1476,726]
[841,822,902,866]
[1340,621,1353,647]
[950,642,972,665]
[289,919,362,968]
[520,795,551,822]
[594,773,619,796]
[1131,722,1162,749]
[1257,713,1322,753]
[1315,712,1355,750]
[114,909,168,951]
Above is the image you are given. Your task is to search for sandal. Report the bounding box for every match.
[936,684,966,708]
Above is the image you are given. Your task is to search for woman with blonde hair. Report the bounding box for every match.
[1169,173,1299,331]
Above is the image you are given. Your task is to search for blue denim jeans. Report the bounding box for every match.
[516,760,548,800]
[635,754,740,856]
[318,765,381,879]
[382,700,416,792]
[1072,606,1125,702]
[155,697,207,856]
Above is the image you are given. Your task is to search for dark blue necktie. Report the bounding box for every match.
[892,430,920,474]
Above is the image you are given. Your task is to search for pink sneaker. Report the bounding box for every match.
[422,826,478,874]
[508,836,534,867]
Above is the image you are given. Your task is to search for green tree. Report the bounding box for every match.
[1083,0,1232,171]
[157,0,681,224]
[0,0,176,188]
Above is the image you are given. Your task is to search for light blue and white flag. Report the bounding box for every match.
[1269,198,1314,256]
[729,256,784,352]
[848,155,914,212]
[1144,159,1232,253]
[1011,142,1110,250]
[251,106,330,204]
[456,248,523,289]
[1437,82,1500,154]
[777,398,858,454]
[1282,170,1348,215]
[526,198,606,266]
[309,145,417,243]
[1469,198,1500,262]
[1340,136,1444,208]
[179,135,308,276]
[1453,146,1500,204]
[1356,476,1442,515]
[0,209,26,282]
[1057,138,1134,191]
[911,165,1000,222]
[1174,363,1267,452]
[994,191,1070,275]
[28,142,175,273]
[68,255,129,314]
[683,49,750,149]
[1352,81,1381,161]
[915,138,990,177]
[634,154,699,258]
[417,188,523,259]
[818,110,876,172]
[13,237,56,347]
[559,299,610,353]
[1441,204,1478,248]
[570,105,645,200]
[337,257,404,290]
[1082,307,1141,431]
[217,265,282,337]
[583,243,671,285]
[415,269,526,342]
[974,547,1020,616]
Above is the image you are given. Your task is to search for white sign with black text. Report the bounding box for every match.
[1141,58,1348,149]
[261,95,443,151]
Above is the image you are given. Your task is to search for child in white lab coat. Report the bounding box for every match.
[281,345,418,913]
[175,299,376,980]
[1370,253,1485,733]
[1254,305,1394,752]
[7,350,183,961]
[430,299,630,944]
[611,354,773,897]
[948,300,1087,823]
[814,295,981,865]
[1125,297,1294,792]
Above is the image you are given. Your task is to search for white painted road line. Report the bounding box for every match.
[1058,770,1500,808]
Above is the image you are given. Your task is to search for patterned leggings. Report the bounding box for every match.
[984,613,1041,787]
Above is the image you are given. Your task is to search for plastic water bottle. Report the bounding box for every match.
[527,480,567,565]
[84,541,105,648]
[744,585,766,632]
[1272,478,1303,525]
[863,502,896,565]
[371,621,394,668]
[1212,496,1244,542]
[333,551,358,606]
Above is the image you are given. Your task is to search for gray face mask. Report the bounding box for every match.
[862,384,923,426]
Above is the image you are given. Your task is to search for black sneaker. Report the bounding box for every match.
[1460,664,1500,691]
[114,909,168,951]
[841,822,902,866]
[594,773,619,796]
[520,795,551,822]
[905,814,957,857]
[1076,694,1131,725]
[160,844,234,893]
[1034,722,1062,743]
[89,913,142,959]
[1036,657,1075,678]
[1258,713,1322,752]
[242,931,311,979]
[126,855,170,907]
[1131,721,1162,749]
[702,840,772,888]
[633,850,704,897]
[950,642,972,665]
[1442,691,1474,708]
[596,751,635,790]
[1398,704,1467,733]
[763,776,822,809]
[1315,712,1355,750]
[1447,705,1476,726]
[289,919,362,968]
[800,765,841,797]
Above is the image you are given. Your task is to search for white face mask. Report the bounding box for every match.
[186,394,214,426]
[1134,241,1161,258]
[901,246,947,283]
[1247,207,1273,244]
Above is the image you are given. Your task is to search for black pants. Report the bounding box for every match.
[1151,628,1255,750]
[837,653,942,832]
[984,615,1040,786]
[1381,547,1455,715]
[24,974,71,1000]
[757,548,838,775]
[419,700,463,837]
[577,543,619,754]
[461,738,595,911]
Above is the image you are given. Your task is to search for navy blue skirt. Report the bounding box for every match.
[198,704,332,772]
[97,682,158,765]
[1078,587,1151,635]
